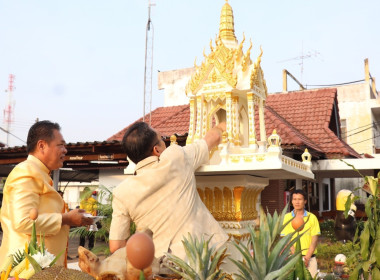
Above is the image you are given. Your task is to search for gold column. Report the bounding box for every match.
[225,92,233,142]
[195,96,203,140]
[247,92,257,146]
[202,99,208,138]
[259,99,266,142]
[232,96,240,145]
[187,97,196,144]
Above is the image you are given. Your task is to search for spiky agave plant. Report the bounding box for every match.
[231,206,303,280]
[165,234,227,280]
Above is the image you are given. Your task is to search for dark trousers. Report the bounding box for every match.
[80,234,95,250]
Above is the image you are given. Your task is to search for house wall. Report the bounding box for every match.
[337,83,378,155]
[99,169,127,190]
[158,68,194,107]
[261,180,286,214]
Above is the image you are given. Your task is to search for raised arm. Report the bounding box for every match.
[203,122,226,151]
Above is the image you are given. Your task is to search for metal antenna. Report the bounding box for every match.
[277,45,320,83]
[143,0,155,125]
[4,74,15,147]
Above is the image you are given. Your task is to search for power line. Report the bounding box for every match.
[305,79,365,88]
[0,127,26,144]
[344,124,375,138]
[349,134,380,146]
[341,121,377,135]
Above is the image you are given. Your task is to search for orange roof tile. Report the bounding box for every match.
[268,88,359,158]
[108,89,360,158]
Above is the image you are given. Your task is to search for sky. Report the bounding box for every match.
[0,0,379,147]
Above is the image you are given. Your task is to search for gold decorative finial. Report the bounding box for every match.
[222,131,228,143]
[268,129,281,147]
[219,0,236,42]
[302,148,312,162]
[170,135,178,145]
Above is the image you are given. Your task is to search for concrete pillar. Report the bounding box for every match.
[53,169,60,190]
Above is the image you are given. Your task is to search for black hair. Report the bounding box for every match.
[122,122,158,164]
[27,120,61,153]
[291,189,307,201]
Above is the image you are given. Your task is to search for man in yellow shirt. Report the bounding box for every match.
[0,120,93,267]
[281,189,321,277]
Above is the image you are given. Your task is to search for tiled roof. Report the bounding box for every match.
[107,104,189,141]
[109,89,360,158]
[268,88,360,158]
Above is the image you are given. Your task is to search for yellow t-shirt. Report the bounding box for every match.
[281,210,321,255]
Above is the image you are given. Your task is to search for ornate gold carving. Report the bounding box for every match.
[243,155,253,162]
[242,39,252,72]
[170,135,178,146]
[222,131,228,143]
[227,233,250,242]
[214,187,223,220]
[187,98,196,144]
[205,188,213,215]
[197,188,205,204]
[233,186,244,222]
[302,148,312,162]
[223,187,233,220]
[219,1,237,42]
[250,46,268,97]
[230,155,240,163]
[256,154,265,162]
[268,129,281,147]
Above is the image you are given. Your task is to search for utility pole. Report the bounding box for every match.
[4,74,15,147]
[143,0,155,125]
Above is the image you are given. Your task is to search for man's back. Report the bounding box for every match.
[110,141,228,259]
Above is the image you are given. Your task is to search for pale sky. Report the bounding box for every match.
[0,0,379,147]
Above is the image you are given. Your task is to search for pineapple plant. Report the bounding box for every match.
[230,206,303,280]
[165,233,227,280]
[286,237,313,280]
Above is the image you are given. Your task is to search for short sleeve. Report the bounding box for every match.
[310,214,321,236]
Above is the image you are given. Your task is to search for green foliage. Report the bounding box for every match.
[341,170,380,279]
[316,241,354,272]
[165,234,227,280]
[231,206,303,280]
[70,185,113,255]
[69,185,136,256]
[287,238,313,280]
[319,219,336,242]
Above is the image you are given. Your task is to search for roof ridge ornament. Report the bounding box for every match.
[219,0,237,42]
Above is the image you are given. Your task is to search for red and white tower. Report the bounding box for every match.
[4,74,15,147]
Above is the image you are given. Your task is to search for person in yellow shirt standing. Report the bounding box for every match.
[79,190,98,250]
[0,120,93,267]
[281,189,321,278]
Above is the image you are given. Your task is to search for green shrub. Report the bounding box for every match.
[316,241,353,272]
[319,219,336,242]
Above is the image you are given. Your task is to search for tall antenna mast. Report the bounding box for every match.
[4,74,15,147]
[143,0,155,125]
